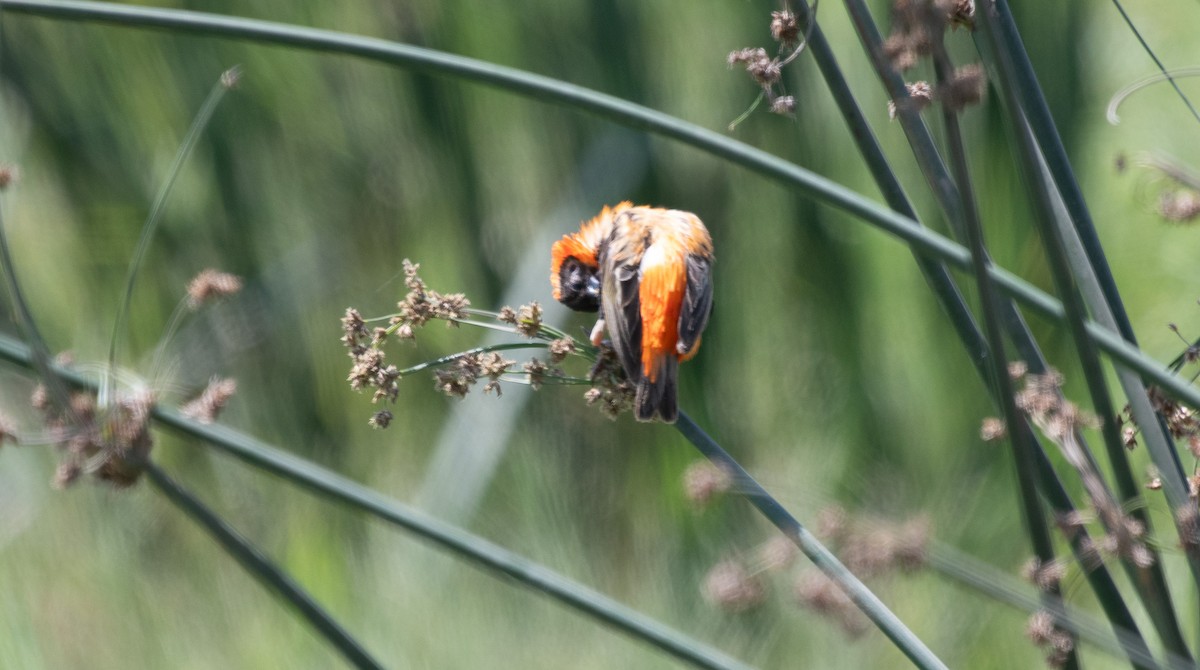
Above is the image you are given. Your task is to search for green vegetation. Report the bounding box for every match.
[2,1,1200,668]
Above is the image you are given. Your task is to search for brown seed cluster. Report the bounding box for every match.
[1014,367,1155,569]
[979,416,1006,442]
[343,259,636,425]
[1021,556,1067,592]
[794,510,930,635]
[583,342,636,420]
[431,350,519,399]
[727,8,811,122]
[33,383,156,489]
[699,504,931,636]
[186,269,243,309]
[180,377,237,424]
[882,1,984,118]
[682,460,733,506]
[702,560,766,613]
[1026,610,1075,669]
[0,164,18,190]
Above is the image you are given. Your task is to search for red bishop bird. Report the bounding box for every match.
[550,202,714,423]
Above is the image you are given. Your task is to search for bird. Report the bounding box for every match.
[550,202,714,423]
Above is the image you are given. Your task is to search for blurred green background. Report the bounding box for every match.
[2,1,1200,667]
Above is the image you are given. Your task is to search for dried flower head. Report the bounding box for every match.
[1158,190,1200,223]
[0,413,17,447]
[497,305,518,324]
[887,81,934,119]
[548,337,577,364]
[1025,610,1075,668]
[515,302,544,338]
[980,416,1006,442]
[1177,505,1200,557]
[369,410,393,429]
[0,164,17,190]
[942,0,975,30]
[523,357,560,391]
[939,64,987,112]
[769,95,797,116]
[585,343,636,419]
[794,572,868,636]
[815,505,848,540]
[187,269,243,309]
[180,377,237,424]
[683,460,732,506]
[702,559,765,612]
[728,47,781,87]
[38,386,156,489]
[758,535,798,571]
[770,10,801,45]
[220,66,242,90]
[1021,557,1067,592]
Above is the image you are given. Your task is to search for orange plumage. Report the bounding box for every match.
[550,203,714,422]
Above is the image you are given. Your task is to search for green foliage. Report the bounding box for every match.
[4,0,1200,668]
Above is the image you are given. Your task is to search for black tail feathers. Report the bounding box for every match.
[634,356,678,423]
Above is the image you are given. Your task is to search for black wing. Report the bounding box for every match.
[675,254,713,356]
[602,261,644,382]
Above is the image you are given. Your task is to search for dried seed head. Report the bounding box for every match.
[980,416,1006,442]
[770,10,802,45]
[523,357,556,391]
[53,459,82,489]
[434,368,472,399]
[585,343,636,419]
[498,305,518,324]
[769,95,797,116]
[480,351,515,380]
[794,572,868,636]
[368,410,393,429]
[887,81,934,119]
[220,66,242,90]
[548,336,577,364]
[0,164,17,190]
[1177,505,1200,557]
[187,269,243,309]
[758,535,798,571]
[683,460,732,506]
[939,63,987,112]
[0,413,17,447]
[702,560,765,612]
[1021,557,1067,591]
[1026,610,1075,667]
[1158,190,1200,223]
[1123,426,1138,449]
[1008,361,1028,380]
[728,47,781,87]
[942,0,975,30]
[180,377,237,424]
[883,34,919,72]
[516,302,544,338]
[815,505,848,540]
[431,292,470,322]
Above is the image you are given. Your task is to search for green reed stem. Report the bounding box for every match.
[674,413,947,670]
[978,7,1197,659]
[143,460,384,669]
[104,67,235,404]
[0,333,753,670]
